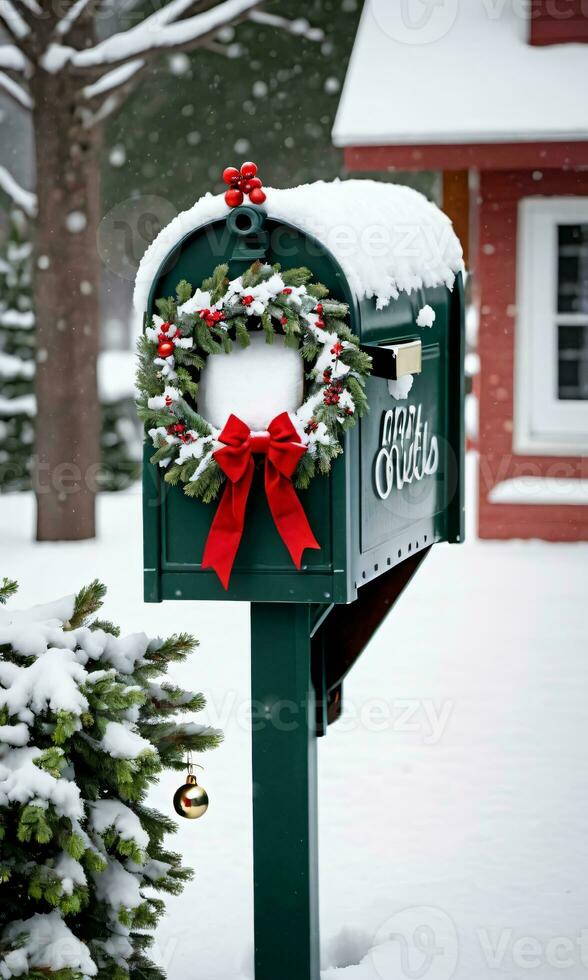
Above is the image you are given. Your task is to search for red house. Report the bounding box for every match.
[333,0,588,540]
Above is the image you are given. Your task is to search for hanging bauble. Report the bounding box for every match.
[173,771,209,820]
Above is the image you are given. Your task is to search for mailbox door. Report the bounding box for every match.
[143,219,359,604]
[351,277,464,592]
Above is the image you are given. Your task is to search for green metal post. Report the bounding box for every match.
[250,603,320,980]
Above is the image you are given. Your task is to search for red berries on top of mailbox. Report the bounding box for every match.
[222,161,267,208]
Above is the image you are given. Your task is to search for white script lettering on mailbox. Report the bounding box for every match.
[374,405,439,500]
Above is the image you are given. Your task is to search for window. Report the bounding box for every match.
[515,198,588,455]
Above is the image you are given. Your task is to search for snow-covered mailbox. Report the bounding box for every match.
[137,178,464,605]
[136,173,464,980]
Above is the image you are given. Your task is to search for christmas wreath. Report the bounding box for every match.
[136,259,371,502]
[137,258,371,586]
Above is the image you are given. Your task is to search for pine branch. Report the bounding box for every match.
[147,633,198,665]
[67,579,106,629]
[0,577,17,604]
[89,618,121,637]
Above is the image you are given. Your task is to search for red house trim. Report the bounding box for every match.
[529,0,588,45]
[344,142,588,173]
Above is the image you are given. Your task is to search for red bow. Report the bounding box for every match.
[201,413,320,588]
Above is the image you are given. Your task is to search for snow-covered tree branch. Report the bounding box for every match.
[52,0,94,40]
[44,0,263,76]
[0,166,37,217]
[0,70,32,110]
[0,2,31,45]
[248,10,325,42]
[0,44,28,73]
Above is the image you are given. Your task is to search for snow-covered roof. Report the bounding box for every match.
[333,0,588,147]
[134,179,463,313]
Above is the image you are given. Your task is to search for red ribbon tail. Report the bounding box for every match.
[201,463,254,589]
[265,462,320,568]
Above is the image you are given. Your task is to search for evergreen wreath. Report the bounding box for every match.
[136,260,372,502]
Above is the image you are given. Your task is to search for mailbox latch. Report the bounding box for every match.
[360,339,422,380]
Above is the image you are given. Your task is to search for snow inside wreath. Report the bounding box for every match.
[136,260,372,587]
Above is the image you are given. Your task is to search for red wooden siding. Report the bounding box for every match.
[344,143,588,173]
[529,0,588,45]
[477,168,588,540]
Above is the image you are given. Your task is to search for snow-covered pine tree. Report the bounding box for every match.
[0,577,221,979]
[0,210,35,492]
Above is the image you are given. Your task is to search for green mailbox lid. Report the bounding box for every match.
[137,180,465,605]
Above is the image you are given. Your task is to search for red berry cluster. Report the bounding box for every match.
[305,418,319,434]
[166,421,195,444]
[222,161,266,207]
[199,308,224,328]
[241,294,254,306]
[330,341,344,358]
[324,380,343,406]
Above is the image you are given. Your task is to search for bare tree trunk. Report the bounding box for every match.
[32,69,102,541]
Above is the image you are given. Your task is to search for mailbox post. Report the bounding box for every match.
[251,603,320,980]
[138,177,464,980]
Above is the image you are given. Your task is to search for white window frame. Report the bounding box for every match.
[515,197,588,456]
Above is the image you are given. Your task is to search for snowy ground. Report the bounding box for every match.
[2,460,588,980]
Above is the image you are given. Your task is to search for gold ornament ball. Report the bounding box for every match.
[173,774,209,820]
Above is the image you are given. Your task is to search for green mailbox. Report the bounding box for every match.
[137,175,464,980]
[141,199,464,606]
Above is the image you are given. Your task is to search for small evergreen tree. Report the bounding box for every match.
[0,209,141,494]
[0,577,221,978]
[0,211,35,492]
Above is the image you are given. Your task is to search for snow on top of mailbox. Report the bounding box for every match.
[133,179,463,313]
